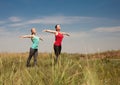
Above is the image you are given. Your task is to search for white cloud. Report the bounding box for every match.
[9,23,25,27]
[0,27,11,36]
[27,16,100,24]
[93,26,120,32]
[70,31,89,38]
[2,15,120,29]
[0,21,5,24]
[8,16,97,27]
[0,26,5,30]
[9,16,21,22]
[8,16,82,27]
[26,16,82,24]
[0,26,21,37]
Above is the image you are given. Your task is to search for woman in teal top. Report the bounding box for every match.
[20,28,43,67]
[31,35,40,49]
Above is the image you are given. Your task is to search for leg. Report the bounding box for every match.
[33,49,38,66]
[58,46,62,55]
[54,45,61,63]
[26,48,34,67]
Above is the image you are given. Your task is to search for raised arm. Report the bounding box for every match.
[61,32,70,36]
[43,29,56,34]
[39,37,43,41]
[20,35,33,38]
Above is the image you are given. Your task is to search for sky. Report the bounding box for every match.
[0,0,120,53]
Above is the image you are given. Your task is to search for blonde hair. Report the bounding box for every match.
[31,28,36,35]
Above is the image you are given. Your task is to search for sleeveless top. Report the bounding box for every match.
[54,32,64,46]
[31,35,39,49]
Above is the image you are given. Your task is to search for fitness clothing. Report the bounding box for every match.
[31,35,40,49]
[54,32,63,46]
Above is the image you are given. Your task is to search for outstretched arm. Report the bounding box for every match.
[43,29,56,34]
[61,32,70,36]
[20,35,33,38]
[39,37,43,41]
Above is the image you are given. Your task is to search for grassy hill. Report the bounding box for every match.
[0,50,120,85]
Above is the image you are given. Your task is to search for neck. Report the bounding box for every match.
[32,33,36,35]
[56,30,60,32]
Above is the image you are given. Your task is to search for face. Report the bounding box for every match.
[31,28,36,34]
[56,25,61,31]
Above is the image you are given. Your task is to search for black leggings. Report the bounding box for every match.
[54,45,62,62]
[27,48,38,66]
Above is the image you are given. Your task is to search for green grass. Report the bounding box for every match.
[0,51,120,85]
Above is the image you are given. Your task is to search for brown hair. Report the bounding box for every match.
[55,24,59,29]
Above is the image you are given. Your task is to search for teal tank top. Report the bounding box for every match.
[31,35,39,49]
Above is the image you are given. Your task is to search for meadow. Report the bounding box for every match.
[0,50,120,85]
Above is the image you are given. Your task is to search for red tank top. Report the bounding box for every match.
[54,32,64,46]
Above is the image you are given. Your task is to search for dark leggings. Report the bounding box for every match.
[27,48,38,66]
[54,45,62,62]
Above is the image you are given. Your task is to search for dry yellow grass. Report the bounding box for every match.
[0,50,120,85]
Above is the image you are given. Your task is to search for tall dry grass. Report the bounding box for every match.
[0,51,120,85]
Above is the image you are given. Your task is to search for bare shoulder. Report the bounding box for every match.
[30,35,34,38]
[60,32,65,35]
[55,31,59,35]
[60,32,70,36]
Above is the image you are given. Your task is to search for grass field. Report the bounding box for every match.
[0,50,120,85]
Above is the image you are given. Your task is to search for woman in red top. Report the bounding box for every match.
[43,24,70,63]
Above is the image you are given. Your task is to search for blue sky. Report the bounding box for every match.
[0,0,120,53]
